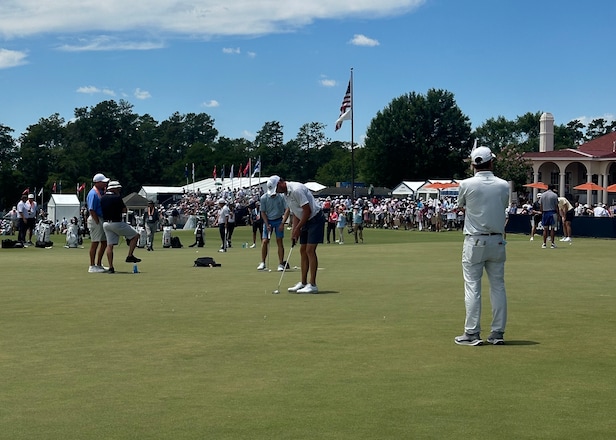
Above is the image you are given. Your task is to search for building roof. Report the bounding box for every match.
[525,131,616,159]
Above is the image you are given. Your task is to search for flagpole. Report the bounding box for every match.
[350,68,355,202]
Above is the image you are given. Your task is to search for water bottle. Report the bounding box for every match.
[133,264,138,273]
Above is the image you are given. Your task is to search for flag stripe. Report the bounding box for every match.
[335,80,352,131]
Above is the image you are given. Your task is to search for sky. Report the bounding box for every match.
[1,0,615,145]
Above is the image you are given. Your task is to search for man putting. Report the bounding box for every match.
[267,175,324,294]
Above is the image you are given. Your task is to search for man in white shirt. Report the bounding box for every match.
[267,175,323,294]
[455,146,509,346]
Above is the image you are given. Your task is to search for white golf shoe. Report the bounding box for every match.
[287,282,306,292]
[297,284,318,294]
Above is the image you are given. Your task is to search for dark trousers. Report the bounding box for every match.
[327,222,336,243]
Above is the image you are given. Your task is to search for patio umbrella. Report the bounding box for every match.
[423,182,459,190]
[523,182,548,190]
[573,182,606,191]
[606,184,616,192]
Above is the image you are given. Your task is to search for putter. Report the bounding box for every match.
[267,228,271,272]
[273,239,295,294]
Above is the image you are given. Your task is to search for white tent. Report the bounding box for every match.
[304,181,326,192]
[182,177,269,194]
[392,181,426,198]
[47,194,80,223]
[139,186,184,202]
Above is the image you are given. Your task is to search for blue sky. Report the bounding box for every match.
[1,0,615,145]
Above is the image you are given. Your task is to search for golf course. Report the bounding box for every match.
[1,227,614,439]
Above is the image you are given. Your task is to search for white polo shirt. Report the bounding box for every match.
[457,171,509,235]
[284,182,321,220]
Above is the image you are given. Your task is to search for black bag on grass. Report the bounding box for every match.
[171,236,183,248]
[194,256,221,267]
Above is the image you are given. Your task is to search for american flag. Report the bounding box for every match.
[335,80,352,131]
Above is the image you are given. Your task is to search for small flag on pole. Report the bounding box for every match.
[243,159,250,177]
[52,182,56,193]
[77,183,86,192]
[213,165,217,180]
[38,187,43,197]
[230,164,234,180]
[251,159,261,177]
[221,165,225,182]
[192,163,195,181]
[335,79,352,131]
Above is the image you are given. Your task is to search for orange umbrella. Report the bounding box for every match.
[424,182,458,190]
[573,182,606,191]
[523,182,548,190]
[607,184,616,192]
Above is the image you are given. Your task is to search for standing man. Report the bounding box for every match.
[558,196,575,243]
[267,175,323,294]
[540,184,559,249]
[100,181,141,273]
[249,201,263,249]
[24,193,37,244]
[455,146,509,346]
[87,173,109,273]
[529,193,542,241]
[144,200,159,251]
[257,189,290,271]
[16,193,28,244]
[216,198,230,252]
[352,204,364,243]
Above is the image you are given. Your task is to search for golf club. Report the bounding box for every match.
[273,239,295,294]
[267,227,271,272]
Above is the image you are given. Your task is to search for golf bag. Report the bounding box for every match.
[2,239,24,248]
[162,226,172,248]
[171,236,182,248]
[65,223,79,248]
[189,221,205,248]
[136,226,147,248]
[36,220,53,248]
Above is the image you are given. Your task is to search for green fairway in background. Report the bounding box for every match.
[1,228,614,439]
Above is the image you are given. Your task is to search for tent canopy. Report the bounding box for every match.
[47,194,80,223]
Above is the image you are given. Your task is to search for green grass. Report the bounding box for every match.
[1,227,615,439]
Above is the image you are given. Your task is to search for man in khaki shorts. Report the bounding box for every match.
[86,173,109,273]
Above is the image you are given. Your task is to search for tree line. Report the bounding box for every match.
[1,89,613,211]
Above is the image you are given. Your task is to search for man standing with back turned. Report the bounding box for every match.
[455,146,509,346]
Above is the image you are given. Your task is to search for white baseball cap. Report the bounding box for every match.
[266,175,280,196]
[93,173,110,183]
[470,146,495,165]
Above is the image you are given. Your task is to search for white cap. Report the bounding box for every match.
[107,180,122,190]
[470,146,495,165]
[266,175,280,196]
[93,173,110,183]
[217,198,226,204]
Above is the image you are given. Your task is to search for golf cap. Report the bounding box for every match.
[470,146,495,165]
[218,198,226,204]
[537,193,542,198]
[148,200,154,204]
[93,173,110,183]
[266,175,280,196]
[28,194,34,199]
[107,180,122,190]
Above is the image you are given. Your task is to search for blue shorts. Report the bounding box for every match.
[542,210,557,227]
[300,210,325,245]
[263,217,284,239]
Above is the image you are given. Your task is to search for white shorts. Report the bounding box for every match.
[87,217,106,242]
[103,221,138,246]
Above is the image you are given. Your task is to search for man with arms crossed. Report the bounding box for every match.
[455,146,509,346]
[268,175,324,294]
[257,191,290,272]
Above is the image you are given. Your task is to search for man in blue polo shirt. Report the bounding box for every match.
[258,190,289,271]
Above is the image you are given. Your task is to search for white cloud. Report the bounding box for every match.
[0,48,27,69]
[58,36,165,52]
[134,88,151,99]
[0,1,424,40]
[202,100,219,108]
[76,86,116,96]
[349,34,380,47]
[223,47,241,54]
[320,78,337,87]
[575,114,616,125]
[242,130,255,140]
[247,51,256,58]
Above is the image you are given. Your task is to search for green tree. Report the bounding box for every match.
[362,89,472,188]
[0,124,19,209]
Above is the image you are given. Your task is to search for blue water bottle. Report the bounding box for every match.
[133,264,138,273]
